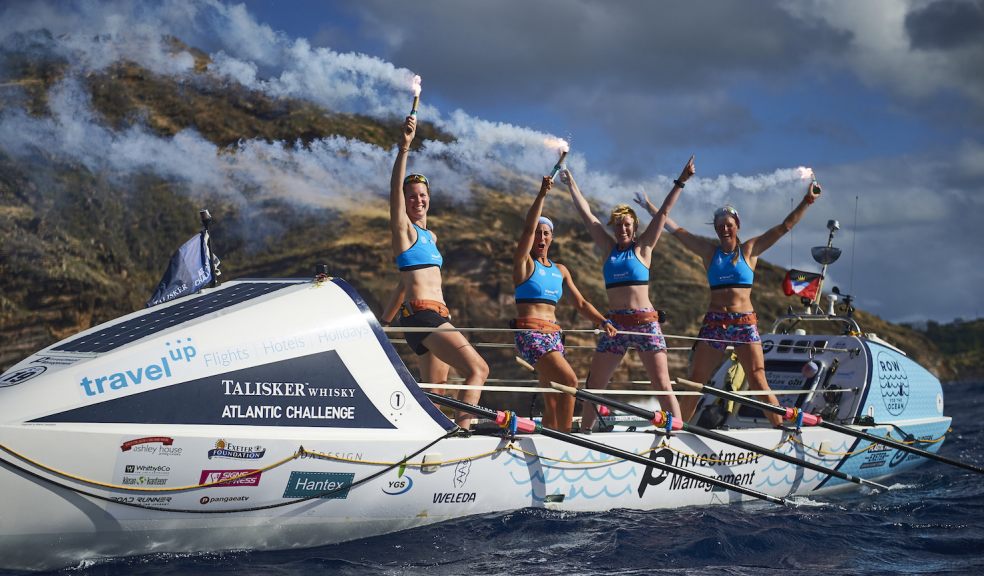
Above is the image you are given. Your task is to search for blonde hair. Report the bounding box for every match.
[608,205,639,230]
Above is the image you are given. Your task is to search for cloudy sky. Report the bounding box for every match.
[1,0,981,323]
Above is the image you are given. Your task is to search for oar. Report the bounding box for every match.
[551,382,888,490]
[424,391,787,506]
[676,378,983,475]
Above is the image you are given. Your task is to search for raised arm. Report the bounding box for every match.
[558,264,617,337]
[513,176,552,285]
[636,155,695,251]
[561,169,615,252]
[746,180,821,258]
[389,116,416,254]
[661,215,717,266]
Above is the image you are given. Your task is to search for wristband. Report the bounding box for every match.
[673,179,686,188]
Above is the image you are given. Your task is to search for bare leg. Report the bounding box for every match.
[418,351,451,416]
[638,350,681,420]
[534,351,579,433]
[680,342,727,421]
[578,352,625,432]
[735,343,783,427]
[422,323,489,429]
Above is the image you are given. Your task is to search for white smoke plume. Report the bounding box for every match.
[0,0,809,215]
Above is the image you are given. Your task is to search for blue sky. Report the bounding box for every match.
[1,0,982,323]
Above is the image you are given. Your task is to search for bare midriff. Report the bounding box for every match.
[515,301,558,323]
[606,284,653,310]
[708,286,754,313]
[401,267,445,303]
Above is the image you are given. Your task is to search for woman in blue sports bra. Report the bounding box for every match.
[654,180,821,426]
[381,115,488,429]
[512,175,616,432]
[564,156,695,432]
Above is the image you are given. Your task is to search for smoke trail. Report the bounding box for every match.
[0,0,813,214]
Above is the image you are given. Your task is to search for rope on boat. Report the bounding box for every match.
[421,382,856,396]
[788,427,950,457]
[390,338,693,352]
[383,325,856,353]
[0,429,458,514]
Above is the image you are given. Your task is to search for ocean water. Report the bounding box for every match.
[8,381,983,576]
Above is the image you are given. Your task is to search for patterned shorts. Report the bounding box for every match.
[515,330,565,367]
[698,311,760,351]
[595,308,667,355]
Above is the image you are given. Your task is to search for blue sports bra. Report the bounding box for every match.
[396,223,444,271]
[603,243,649,288]
[515,259,564,305]
[707,246,754,289]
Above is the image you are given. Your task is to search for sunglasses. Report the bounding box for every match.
[403,173,429,186]
[713,206,740,227]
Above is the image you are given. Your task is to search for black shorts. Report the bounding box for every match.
[397,309,450,355]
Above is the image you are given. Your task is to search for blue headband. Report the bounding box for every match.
[538,216,554,231]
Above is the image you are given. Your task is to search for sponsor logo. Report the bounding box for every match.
[453,460,471,488]
[121,475,169,486]
[0,365,46,388]
[877,351,909,416]
[382,473,414,495]
[120,436,174,452]
[283,471,355,499]
[888,435,932,468]
[761,340,775,353]
[208,439,266,460]
[860,444,891,470]
[111,495,173,506]
[124,464,171,475]
[199,495,250,505]
[199,469,262,488]
[638,448,761,497]
[78,338,197,398]
[432,492,477,504]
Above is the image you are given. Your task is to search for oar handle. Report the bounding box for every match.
[677,378,822,425]
[551,382,684,430]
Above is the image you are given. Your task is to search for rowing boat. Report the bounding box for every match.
[0,274,959,571]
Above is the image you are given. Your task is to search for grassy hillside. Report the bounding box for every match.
[0,39,958,394]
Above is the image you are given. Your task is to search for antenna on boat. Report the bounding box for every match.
[809,219,841,314]
[200,209,218,288]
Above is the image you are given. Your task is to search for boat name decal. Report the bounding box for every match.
[432,492,477,504]
[78,338,197,398]
[282,471,355,499]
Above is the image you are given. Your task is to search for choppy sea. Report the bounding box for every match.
[6,381,983,576]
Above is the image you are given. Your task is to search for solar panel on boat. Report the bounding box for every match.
[52,282,302,353]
